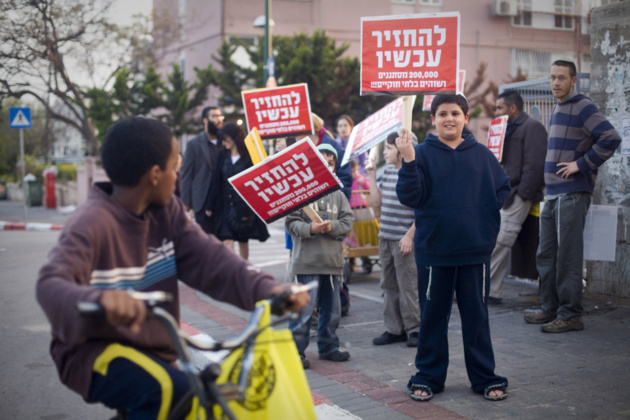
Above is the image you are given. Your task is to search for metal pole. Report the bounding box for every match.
[19,128,28,222]
[263,0,269,83]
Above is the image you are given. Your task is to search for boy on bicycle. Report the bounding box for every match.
[36,117,309,419]
[285,144,354,368]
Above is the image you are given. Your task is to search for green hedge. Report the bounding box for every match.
[56,163,77,181]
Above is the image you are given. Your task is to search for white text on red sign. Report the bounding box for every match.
[242,152,318,209]
[249,91,301,123]
[371,25,446,69]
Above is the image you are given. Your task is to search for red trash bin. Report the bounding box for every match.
[45,171,56,208]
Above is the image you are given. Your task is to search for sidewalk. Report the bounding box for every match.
[180,269,630,420]
[0,200,73,227]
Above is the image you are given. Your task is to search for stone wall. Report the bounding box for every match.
[587,1,630,298]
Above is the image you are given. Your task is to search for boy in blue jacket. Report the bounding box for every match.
[396,94,510,402]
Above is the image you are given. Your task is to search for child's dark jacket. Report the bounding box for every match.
[396,133,510,267]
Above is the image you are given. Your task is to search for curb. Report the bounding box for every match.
[0,221,63,231]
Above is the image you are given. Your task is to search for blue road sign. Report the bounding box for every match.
[9,107,32,129]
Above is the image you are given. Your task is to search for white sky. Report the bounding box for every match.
[108,0,153,25]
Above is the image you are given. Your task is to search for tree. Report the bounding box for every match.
[85,63,214,141]
[158,63,214,138]
[0,0,153,155]
[85,66,164,141]
[207,31,392,129]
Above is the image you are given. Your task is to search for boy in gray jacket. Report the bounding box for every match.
[286,144,354,368]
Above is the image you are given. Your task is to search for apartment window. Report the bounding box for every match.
[420,0,442,4]
[511,49,576,79]
[513,0,533,27]
[392,0,414,4]
[554,0,574,29]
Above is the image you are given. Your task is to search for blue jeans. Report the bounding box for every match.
[289,274,341,357]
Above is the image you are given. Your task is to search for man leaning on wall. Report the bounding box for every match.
[525,60,621,333]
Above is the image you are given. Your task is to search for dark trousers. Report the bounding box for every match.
[537,192,591,320]
[88,344,191,419]
[409,264,507,393]
[194,210,216,235]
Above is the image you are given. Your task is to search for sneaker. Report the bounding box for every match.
[406,332,419,348]
[319,349,350,362]
[541,316,584,333]
[524,309,556,324]
[487,296,503,305]
[300,354,310,369]
[373,331,407,345]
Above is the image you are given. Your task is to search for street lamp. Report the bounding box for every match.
[253,0,275,86]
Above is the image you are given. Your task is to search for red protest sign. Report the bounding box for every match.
[487,115,508,161]
[361,12,460,96]
[341,96,415,166]
[242,84,314,139]
[421,69,466,111]
[229,138,342,224]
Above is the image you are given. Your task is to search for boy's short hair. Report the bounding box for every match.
[551,60,577,78]
[386,132,399,146]
[430,94,469,116]
[101,117,174,187]
[497,90,524,112]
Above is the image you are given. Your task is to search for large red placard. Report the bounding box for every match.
[242,84,314,139]
[361,13,460,95]
[229,138,342,224]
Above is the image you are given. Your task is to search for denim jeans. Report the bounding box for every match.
[289,274,341,357]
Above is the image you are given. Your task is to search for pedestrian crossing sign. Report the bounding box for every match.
[9,107,32,128]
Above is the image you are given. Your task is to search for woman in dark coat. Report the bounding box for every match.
[207,123,269,260]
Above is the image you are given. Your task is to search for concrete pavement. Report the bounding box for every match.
[2,199,629,419]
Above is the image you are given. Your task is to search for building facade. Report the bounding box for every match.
[153,0,621,140]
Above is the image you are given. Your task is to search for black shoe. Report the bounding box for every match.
[373,331,407,345]
[406,332,419,347]
[300,354,310,369]
[487,296,503,305]
[319,349,350,362]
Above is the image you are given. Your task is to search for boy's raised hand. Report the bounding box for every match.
[396,128,415,163]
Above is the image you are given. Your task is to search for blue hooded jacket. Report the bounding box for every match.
[396,133,510,266]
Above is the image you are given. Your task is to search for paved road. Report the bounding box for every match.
[1,200,629,419]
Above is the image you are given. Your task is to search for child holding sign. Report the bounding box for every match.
[396,94,510,402]
[285,144,354,368]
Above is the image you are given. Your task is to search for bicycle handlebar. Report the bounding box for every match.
[77,283,316,351]
[76,283,317,419]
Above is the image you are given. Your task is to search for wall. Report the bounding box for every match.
[587,1,630,298]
